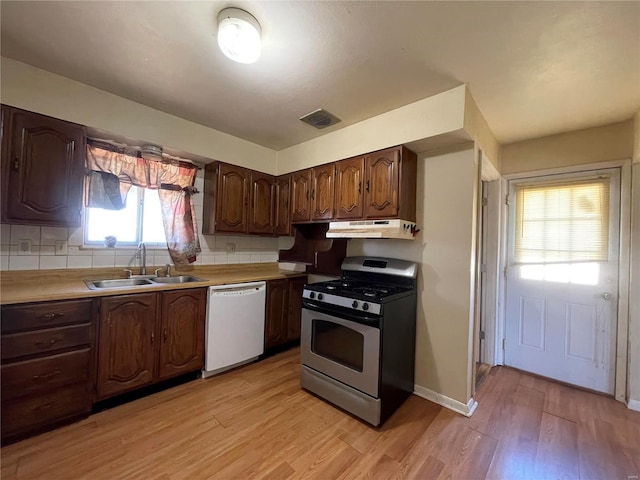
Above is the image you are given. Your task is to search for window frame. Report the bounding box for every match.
[83,185,167,248]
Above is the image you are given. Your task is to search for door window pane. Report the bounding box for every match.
[514,178,609,263]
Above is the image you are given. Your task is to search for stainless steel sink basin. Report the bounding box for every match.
[150,275,204,284]
[85,278,154,290]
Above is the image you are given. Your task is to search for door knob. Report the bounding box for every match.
[602,292,613,300]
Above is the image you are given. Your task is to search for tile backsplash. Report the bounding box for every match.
[0,223,283,271]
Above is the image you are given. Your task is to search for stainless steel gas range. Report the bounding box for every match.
[300,256,418,426]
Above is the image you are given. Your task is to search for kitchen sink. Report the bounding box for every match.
[150,275,204,284]
[85,278,154,290]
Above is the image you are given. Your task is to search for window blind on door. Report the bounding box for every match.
[514,178,610,264]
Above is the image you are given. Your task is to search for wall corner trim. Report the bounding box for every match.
[627,399,640,412]
[413,384,479,417]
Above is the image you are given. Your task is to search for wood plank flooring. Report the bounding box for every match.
[2,347,639,479]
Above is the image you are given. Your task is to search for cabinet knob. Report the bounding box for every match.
[13,157,19,171]
[366,180,370,193]
[358,181,361,193]
[151,332,155,344]
[163,328,168,342]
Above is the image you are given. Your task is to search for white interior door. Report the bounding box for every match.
[504,169,620,394]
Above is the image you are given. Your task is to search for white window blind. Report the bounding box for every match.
[514,178,610,264]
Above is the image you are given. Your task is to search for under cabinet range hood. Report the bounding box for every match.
[326,219,418,240]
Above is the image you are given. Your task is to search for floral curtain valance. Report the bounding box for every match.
[86,142,201,265]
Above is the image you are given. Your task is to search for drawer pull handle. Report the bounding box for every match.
[34,338,60,348]
[38,313,63,321]
[163,328,168,342]
[32,370,61,382]
[33,401,55,411]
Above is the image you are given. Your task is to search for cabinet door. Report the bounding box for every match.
[215,163,249,233]
[248,171,275,235]
[1,106,85,226]
[311,164,335,221]
[364,147,400,219]
[158,289,206,381]
[335,157,364,220]
[97,293,158,399]
[290,169,312,223]
[265,279,289,349]
[286,277,306,342]
[274,175,291,236]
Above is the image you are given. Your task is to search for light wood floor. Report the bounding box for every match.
[2,348,639,479]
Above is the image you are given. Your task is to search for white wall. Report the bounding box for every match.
[276,85,467,174]
[0,58,278,174]
[348,149,477,404]
[629,111,640,409]
[501,120,634,174]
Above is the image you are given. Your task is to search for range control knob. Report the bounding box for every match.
[309,292,315,299]
[317,293,324,301]
[352,301,359,309]
[362,303,369,311]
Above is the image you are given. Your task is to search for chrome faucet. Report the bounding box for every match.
[137,242,147,275]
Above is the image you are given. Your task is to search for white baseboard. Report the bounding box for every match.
[413,385,478,417]
[628,399,640,412]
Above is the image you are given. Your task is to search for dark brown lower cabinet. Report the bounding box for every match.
[265,276,307,350]
[97,288,206,400]
[97,293,158,399]
[158,289,206,381]
[286,277,306,342]
[0,299,95,443]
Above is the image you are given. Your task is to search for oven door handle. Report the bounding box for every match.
[302,301,382,325]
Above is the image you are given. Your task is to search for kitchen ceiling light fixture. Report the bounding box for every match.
[217,8,261,64]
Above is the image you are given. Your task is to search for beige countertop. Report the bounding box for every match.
[0,263,307,305]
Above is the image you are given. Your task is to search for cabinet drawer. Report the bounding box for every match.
[1,300,92,333]
[1,348,90,400]
[1,324,91,361]
[1,383,91,438]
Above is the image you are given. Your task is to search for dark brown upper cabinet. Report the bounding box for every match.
[203,162,249,234]
[311,164,335,221]
[203,162,279,236]
[335,156,365,220]
[1,105,86,227]
[290,169,312,223]
[248,171,276,235]
[363,146,417,221]
[275,174,291,236]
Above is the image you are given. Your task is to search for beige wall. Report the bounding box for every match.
[634,110,640,164]
[501,120,634,175]
[276,85,467,174]
[0,58,278,174]
[464,88,500,173]
[348,149,477,404]
[630,164,640,407]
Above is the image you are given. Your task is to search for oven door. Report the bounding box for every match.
[301,307,380,398]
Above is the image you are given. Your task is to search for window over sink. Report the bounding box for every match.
[84,186,167,247]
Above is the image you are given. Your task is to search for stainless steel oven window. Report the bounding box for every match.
[312,319,364,372]
[301,308,380,398]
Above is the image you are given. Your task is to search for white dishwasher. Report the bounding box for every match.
[203,281,266,378]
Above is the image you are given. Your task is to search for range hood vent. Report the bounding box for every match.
[326,219,418,240]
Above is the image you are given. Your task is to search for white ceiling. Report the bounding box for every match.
[1,1,639,150]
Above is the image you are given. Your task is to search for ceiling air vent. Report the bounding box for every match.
[299,108,341,129]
